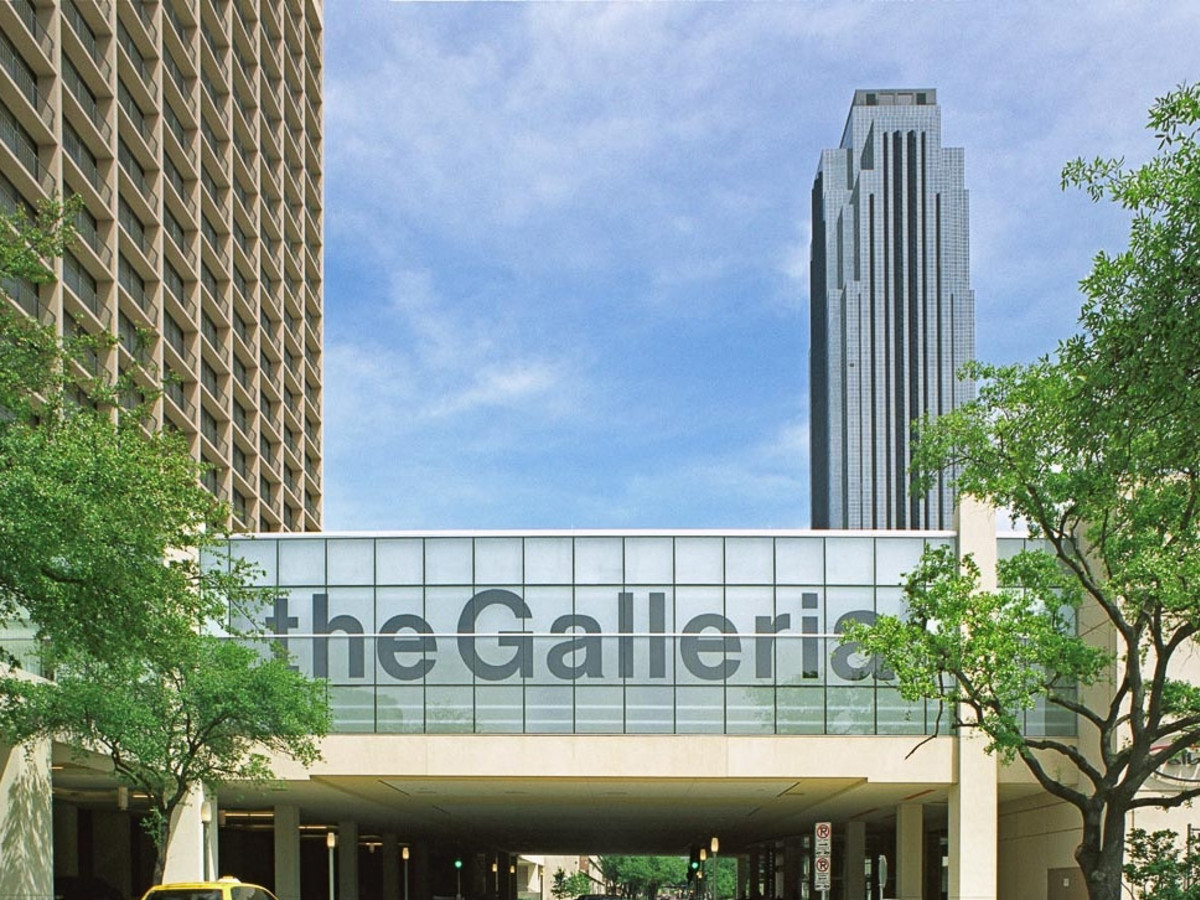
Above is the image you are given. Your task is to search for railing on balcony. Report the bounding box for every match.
[0,103,41,185]
[117,19,154,90]
[118,254,152,315]
[63,252,103,320]
[12,0,51,57]
[2,273,41,318]
[165,373,194,417]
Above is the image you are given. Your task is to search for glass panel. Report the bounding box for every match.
[826,588,880,686]
[775,590,825,686]
[725,537,774,585]
[425,588,474,685]
[876,687,927,734]
[625,685,673,734]
[528,590,581,686]
[874,537,926,586]
[376,539,424,585]
[376,686,424,733]
[426,686,473,733]
[475,685,523,733]
[825,536,874,585]
[524,536,573,584]
[624,537,672,584]
[573,537,622,584]
[575,685,623,733]
[475,537,523,585]
[259,589,316,673]
[777,687,824,734]
[876,586,907,620]
[278,538,326,586]
[626,586,674,685]
[425,538,472,585]
[574,585,620,680]
[727,686,774,734]
[1042,687,1078,736]
[724,586,777,685]
[463,586,528,686]
[675,536,723,585]
[675,685,724,733]
[227,538,276,585]
[327,539,375,586]
[675,586,730,686]
[329,685,374,733]
[526,685,572,733]
[776,538,824,584]
[826,686,875,734]
[318,590,375,685]
[375,587,432,685]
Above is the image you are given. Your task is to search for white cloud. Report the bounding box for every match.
[319,0,1200,530]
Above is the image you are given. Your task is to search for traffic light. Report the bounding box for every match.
[454,858,463,870]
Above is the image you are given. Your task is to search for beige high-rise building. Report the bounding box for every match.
[0,0,324,532]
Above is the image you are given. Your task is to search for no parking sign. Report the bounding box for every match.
[814,822,832,891]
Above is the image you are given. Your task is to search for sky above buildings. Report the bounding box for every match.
[320,1,1198,532]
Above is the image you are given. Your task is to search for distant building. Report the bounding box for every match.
[0,0,325,531]
[810,89,974,529]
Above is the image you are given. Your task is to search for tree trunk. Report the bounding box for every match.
[1077,807,1126,900]
[150,812,171,885]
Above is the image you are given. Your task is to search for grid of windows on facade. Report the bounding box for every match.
[0,0,325,532]
[218,534,1077,737]
[810,89,976,532]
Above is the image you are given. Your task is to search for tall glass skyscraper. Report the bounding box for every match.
[810,89,974,530]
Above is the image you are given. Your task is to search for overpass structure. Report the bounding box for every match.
[2,504,1114,900]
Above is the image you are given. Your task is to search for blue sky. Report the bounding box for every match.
[320,1,1198,531]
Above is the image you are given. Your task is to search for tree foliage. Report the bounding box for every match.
[0,195,330,881]
[1124,828,1200,900]
[596,856,689,900]
[0,638,330,882]
[0,198,257,667]
[844,83,1200,900]
[551,868,595,900]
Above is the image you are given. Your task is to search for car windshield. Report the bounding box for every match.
[149,891,222,900]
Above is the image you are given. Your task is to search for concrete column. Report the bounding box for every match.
[950,496,998,900]
[949,737,997,900]
[204,797,218,882]
[53,802,79,877]
[782,838,802,900]
[93,810,133,898]
[843,822,865,900]
[382,834,401,900]
[162,785,206,882]
[274,804,302,900]
[896,804,923,900]
[0,739,53,900]
[749,849,762,900]
[415,841,431,900]
[339,820,359,900]
[737,855,749,900]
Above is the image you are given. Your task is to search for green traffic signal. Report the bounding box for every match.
[454,859,463,870]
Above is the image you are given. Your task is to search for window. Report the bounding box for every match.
[201,310,218,347]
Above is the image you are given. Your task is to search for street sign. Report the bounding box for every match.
[814,822,832,891]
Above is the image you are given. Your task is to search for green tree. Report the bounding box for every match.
[843,84,1200,900]
[0,195,331,881]
[0,197,255,668]
[1124,828,1200,900]
[0,637,330,883]
[551,868,595,900]
[597,856,688,900]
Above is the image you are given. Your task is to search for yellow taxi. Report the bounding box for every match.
[141,878,278,900]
